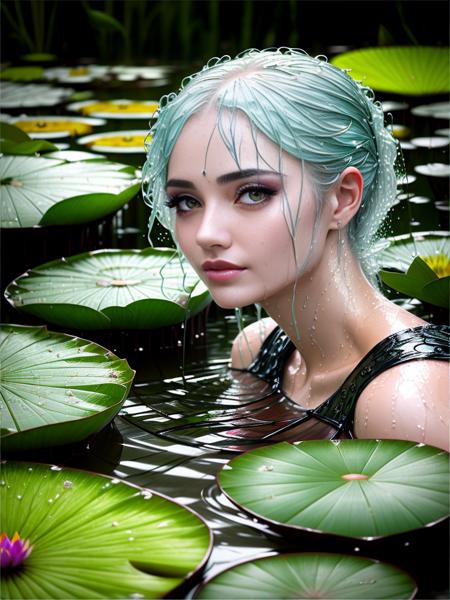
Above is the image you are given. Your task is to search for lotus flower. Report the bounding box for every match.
[0,532,33,569]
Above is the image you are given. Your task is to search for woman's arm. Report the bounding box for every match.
[354,360,449,452]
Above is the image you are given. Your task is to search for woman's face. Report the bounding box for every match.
[166,108,334,309]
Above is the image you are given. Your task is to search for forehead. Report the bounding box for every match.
[167,107,296,177]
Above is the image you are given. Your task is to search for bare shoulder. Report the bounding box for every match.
[354,359,449,452]
[230,317,278,369]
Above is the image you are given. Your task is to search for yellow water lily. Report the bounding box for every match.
[14,119,93,136]
[421,253,450,278]
[80,101,159,115]
[87,134,146,148]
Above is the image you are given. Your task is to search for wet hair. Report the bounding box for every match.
[142,47,400,277]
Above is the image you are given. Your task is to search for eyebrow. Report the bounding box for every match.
[166,169,282,189]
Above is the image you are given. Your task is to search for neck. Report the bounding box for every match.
[261,232,384,377]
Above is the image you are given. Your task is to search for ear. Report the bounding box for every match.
[328,167,364,229]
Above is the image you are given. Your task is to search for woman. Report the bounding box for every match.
[143,48,449,451]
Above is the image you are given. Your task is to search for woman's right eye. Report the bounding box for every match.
[165,195,200,212]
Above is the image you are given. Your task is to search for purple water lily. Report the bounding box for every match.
[0,532,33,569]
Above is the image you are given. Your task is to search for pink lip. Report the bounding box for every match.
[202,260,246,283]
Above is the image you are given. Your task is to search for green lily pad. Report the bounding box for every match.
[0,154,140,228]
[380,257,449,309]
[377,232,450,308]
[0,66,44,82]
[0,122,59,155]
[0,324,135,452]
[331,47,450,95]
[5,248,211,330]
[376,232,450,273]
[218,439,449,540]
[0,461,212,599]
[0,82,74,109]
[21,53,57,63]
[195,552,417,599]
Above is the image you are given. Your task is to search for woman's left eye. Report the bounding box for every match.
[238,187,275,205]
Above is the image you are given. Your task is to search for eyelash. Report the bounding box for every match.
[165,184,277,212]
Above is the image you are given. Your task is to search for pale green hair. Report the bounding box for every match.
[142,48,399,277]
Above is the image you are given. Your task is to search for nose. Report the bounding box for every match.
[195,201,232,250]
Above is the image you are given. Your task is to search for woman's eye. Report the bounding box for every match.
[167,195,200,212]
[239,187,274,205]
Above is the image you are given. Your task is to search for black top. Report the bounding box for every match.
[247,324,449,439]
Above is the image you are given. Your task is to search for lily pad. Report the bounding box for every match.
[195,552,417,599]
[331,47,449,95]
[376,232,450,308]
[0,122,59,155]
[0,66,44,82]
[5,248,211,330]
[0,82,74,108]
[0,154,140,228]
[0,461,212,599]
[67,99,159,119]
[380,257,449,309]
[77,130,148,153]
[0,324,135,452]
[9,115,106,139]
[376,231,450,274]
[43,65,109,84]
[411,102,450,120]
[218,439,449,540]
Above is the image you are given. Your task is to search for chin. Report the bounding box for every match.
[211,293,258,310]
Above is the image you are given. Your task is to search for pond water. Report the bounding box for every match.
[5,310,449,599]
[2,65,449,598]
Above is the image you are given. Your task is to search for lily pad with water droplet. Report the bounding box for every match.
[5,248,211,330]
[331,47,449,95]
[0,461,212,599]
[194,552,417,599]
[218,439,449,540]
[0,153,140,228]
[0,324,135,452]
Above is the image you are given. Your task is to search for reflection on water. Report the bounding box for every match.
[7,312,447,599]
